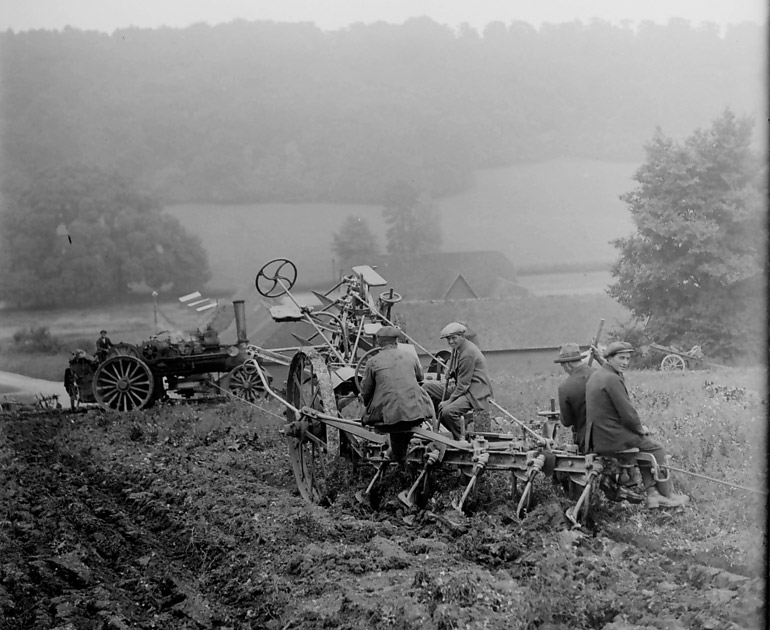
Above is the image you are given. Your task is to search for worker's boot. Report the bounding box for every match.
[646,487,688,509]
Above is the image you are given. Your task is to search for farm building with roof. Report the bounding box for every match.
[365,251,528,301]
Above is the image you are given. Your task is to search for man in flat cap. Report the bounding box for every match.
[586,341,688,509]
[554,342,596,454]
[360,326,435,463]
[423,322,493,441]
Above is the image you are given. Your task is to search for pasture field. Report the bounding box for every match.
[165,158,637,291]
[0,364,764,629]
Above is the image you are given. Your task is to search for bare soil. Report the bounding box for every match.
[0,402,764,630]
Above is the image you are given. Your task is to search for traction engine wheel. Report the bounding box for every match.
[93,355,155,411]
[285,349,341,504]
[660,354,686,371]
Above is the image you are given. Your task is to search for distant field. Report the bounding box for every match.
[517,270,615,296]
[165,158,637,292]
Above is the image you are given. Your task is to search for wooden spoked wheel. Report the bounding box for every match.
[285,349,340,504]
[660,354,686,371]
[93,355,154,411]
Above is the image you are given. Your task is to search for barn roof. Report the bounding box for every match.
[368,251,525,300]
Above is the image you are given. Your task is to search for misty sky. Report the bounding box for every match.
[0,0,766,33]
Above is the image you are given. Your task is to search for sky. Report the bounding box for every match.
[0,0,766,34]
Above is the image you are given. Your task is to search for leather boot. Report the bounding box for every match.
[646,487,689,509]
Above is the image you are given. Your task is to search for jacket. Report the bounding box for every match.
[557,362,595,453]
[585,363,645,453]
[446,338,493,411]
[360,345,435,426]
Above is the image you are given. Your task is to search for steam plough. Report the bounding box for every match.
[241,257,667,527]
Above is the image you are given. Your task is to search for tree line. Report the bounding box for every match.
[1,18,763,204]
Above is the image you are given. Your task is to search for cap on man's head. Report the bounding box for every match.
[440,322,467,338]
[100,330,107,334]
[554,342,583,363]
[604,341,634,358]
[376,326,401,340]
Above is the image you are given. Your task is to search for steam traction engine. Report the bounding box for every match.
[65,300,270,411]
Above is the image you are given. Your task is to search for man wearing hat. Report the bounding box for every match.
[554,343,595,454]
[423,322,493,441]
[360,326,435,463]
[586,341,688,509]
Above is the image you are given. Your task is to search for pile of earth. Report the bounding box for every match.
[0,403,764,630]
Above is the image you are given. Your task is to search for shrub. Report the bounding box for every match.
[11,325,65,354]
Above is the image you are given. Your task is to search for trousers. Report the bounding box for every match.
[422,381,472,440]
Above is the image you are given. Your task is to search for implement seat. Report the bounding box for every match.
[602,447,668,484]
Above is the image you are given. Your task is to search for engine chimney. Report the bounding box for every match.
[233,300,248,345]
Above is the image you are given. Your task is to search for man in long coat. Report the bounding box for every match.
[554,342,595,454]
[585,341,688,509]
[423,322,493,441]
[360,326,435,462]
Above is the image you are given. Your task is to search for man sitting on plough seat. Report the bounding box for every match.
[585,341,689,509]
[554,342,598,454]
[423,322,493,441]
[360,326,436,464]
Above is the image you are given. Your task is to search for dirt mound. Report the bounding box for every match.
[0,404,764,629]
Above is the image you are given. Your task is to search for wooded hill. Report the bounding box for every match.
[1,18,764,204]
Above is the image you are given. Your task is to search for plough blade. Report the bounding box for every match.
[452,450,489,514]
[398,466,431,509]
[452,471,480,514]
[355,461,389,507]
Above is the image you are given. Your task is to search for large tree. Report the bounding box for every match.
[331,215,380,272]
[0,166,211,307]
[608,110,765,361]
[382,181,442,257]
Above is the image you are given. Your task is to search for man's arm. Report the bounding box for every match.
[447,353,474,402]
[360,363,375,406]
[558,387,576,428]
[605,377,644,434]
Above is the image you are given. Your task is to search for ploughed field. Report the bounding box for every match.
[0,368,765,629]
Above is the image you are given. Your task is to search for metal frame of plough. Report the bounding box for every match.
[246,258,663,526]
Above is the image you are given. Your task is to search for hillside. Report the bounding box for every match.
[2,19,763,204]
[165,158,637,292]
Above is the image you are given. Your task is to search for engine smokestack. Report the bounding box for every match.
[233,300,248,345]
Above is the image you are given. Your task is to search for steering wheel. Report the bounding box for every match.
[378,290,402,306]
[255,258,298,298]
[353,347,382,394]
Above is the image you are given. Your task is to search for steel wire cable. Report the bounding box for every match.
[665,464,766,495]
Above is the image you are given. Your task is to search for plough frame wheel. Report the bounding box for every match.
[227,364,265,402]
[285,349,341,504]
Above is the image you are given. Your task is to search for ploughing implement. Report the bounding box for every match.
[242,257,683,526]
